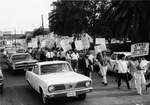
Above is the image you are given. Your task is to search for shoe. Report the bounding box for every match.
[102,82,105,84]
[104,83,108,86]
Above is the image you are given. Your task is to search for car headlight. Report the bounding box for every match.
[48,85,55,92]
[85,81,91,87]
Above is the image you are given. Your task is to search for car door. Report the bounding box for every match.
[30,65,40,91]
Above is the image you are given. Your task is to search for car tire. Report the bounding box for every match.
[41,90,48,104]
[78,93,86,100]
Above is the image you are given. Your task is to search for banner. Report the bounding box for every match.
[95,38,107,52]
[60,39,72,52]
[131,42,149,57]
[75,40,84,51]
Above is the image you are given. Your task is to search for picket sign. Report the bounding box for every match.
[60,39,72,52]
[131,42,149,57]
[31,38,38,48]
[81,35,90,49]
[75,40,84,51]
[95,38,107,52]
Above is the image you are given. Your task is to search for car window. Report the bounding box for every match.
[111,54,118,60]
[33,65,39,75]
[12,54,31,62]
[41,63,72,75]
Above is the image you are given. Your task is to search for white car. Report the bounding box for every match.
[25,61,93,104]
[107,52,131,72]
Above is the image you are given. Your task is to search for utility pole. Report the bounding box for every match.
[41,15,44,37]
[14,28,16,48]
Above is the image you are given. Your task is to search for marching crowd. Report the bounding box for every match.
[1,47,150,96]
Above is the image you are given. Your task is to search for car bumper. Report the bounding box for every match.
[46,87,93,98]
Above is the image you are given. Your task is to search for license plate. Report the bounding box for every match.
[67,91,76,97]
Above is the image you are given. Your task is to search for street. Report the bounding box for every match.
[1,61,150,105]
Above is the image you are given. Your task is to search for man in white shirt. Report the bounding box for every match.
[46,49,54,61]
[71,50,79,72]
[116,54,130,89]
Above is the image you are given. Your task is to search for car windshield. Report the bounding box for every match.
[111,54,118,60]
[41,63,72,75]
[12,54,32,62]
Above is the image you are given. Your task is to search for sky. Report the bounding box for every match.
[0,0,56,34]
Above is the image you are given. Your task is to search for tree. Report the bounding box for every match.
[49,0,87,36]
[105,0,150,43]
[49,0,111,47]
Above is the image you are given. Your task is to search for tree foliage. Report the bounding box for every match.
[105,0,150,43]
[49,0,111,40]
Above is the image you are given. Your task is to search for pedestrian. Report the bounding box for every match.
[46,49,54,61]
[97,51,112,86]
[71,50,79,72]
[31,48,36,59]
[65,51,71,64]
[128,57,137,89]
[88,51,95,78]
[39,48,46,62]
[59,50,66,61]
[135,57,146,95]
[96,52,102,76]
[146,61,150,90]
[116,54,130,89]
[80,54,91,77]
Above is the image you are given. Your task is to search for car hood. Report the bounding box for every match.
[13,59,37,64]
[40,72,91,85]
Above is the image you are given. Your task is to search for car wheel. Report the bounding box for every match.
[78,93,86,100]
[41,91,48,104]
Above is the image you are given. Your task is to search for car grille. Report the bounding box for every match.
[76,81,86,88]
[53,81,88,92]
[54,84,65,91]
[15,62,35,69]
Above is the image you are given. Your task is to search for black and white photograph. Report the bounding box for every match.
[0,0,150,105]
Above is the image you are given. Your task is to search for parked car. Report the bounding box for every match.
[0,67,4,94]
[9,53,38,74]
[107,52,131,72]
[25,61,93,104]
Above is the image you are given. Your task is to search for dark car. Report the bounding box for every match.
[9,53,38,74]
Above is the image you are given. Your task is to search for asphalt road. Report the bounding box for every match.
[1,59,150,105]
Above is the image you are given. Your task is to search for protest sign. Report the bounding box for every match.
[45,34,55,48]
[60,39,72,52]
[75,40,84,51]
[81,35,90,49]
[31,38,38,48]
[131,42,149,57]
[95,38,107,52]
